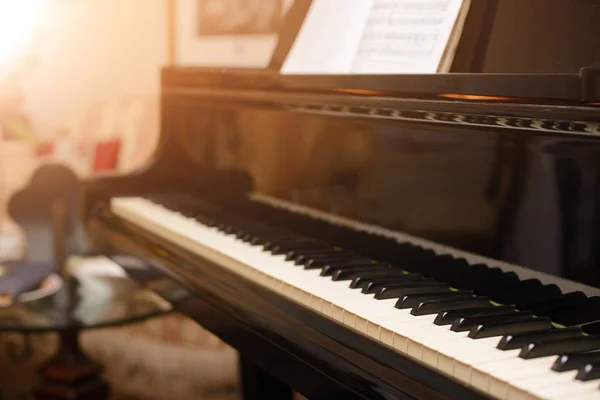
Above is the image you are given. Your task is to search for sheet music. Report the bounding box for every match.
[351,0,465,73]
[281,0,373,74]
[281,0,467,75]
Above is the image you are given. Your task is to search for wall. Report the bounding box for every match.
[23,0,169,137]
[175,0,294,68]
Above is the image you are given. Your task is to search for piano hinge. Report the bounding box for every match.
[580,67,600,103]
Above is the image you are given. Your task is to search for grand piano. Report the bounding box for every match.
[83,1,600,399]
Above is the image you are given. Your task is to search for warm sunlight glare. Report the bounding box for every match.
[0,0,46,65]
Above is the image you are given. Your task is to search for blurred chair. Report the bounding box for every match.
[1,163,88,306]
[8,163,88,265]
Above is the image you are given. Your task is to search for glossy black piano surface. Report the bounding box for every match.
[82,2,600,398]
[82,66,600,400]
[113,67,600,289]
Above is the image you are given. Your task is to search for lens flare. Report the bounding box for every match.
[0,0,46,65]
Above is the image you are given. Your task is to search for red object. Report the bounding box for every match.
[36,142,54,157]
[93,138,121,172]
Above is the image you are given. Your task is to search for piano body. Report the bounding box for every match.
[83,1,600,399]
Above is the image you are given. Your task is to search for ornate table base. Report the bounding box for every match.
[35,329,109,400]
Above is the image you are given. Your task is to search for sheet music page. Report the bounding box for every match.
[281,0,373,74]
[351,0,465,73]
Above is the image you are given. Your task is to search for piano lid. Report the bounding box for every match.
[163,66,600,104]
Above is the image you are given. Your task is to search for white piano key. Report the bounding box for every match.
[111,197,600,400]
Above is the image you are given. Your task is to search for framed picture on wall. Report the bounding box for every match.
[197,0,282,36]
[171,0,292,68]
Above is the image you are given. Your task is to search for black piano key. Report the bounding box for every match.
[576,362,600,382]
[497,327,583,351]
[304,257,374,270]
[286,248,327,258]
[300,254,368,266]
[351,269,413,279]
[317,262,377,272]
[553,351,600,373]
[295,252,354,264]
[467,269,520,296]
[549,297,600,326]
[334,268,399,282]
[216,223,236,233]
[287,246,342,255]
[239,230,272,241]
[250,235,293,246]
[348,269,409,279]
[468,318,552,339]
[395,291,465,309]
[582,322,600,335]
[234,230,254,240]
[254,231,301,240]
[320,263,390,277]
[368,280,445,297]
[450,311,533,332]
[374,284,454,300]
[352,275,408,290]
[271,246,330,255]
[432,260,470,287]
[291,250,354,264]
[410,255,461,278]
[450,264,496,289]
[411,297,491,316]
[361,276,435,293]
[514,284,563,309]
[196,216,219,227]
[348,271,416,287]
[434,305,514,326]
[370,285,453,299]
[268,241,329,254]
[481,274,522,301]
[520,336,600,359]
[528,291,587,316]
[495,279,544,305]
[287,245,339,253]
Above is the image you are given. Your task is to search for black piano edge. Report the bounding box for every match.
[162,66,600,104]
[91,214,494,400]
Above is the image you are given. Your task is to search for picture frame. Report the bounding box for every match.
[170,0,293,68]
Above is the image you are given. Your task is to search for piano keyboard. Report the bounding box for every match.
[111,195,600,400]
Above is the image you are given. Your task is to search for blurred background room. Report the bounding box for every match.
[0,1,295,399]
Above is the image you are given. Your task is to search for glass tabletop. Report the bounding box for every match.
[0,275,172,332]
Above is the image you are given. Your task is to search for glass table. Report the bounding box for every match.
[0,273,172,400]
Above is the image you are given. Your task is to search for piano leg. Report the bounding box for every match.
[239,355,294,400]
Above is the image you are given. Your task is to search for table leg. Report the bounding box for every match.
[35,328,109,400]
